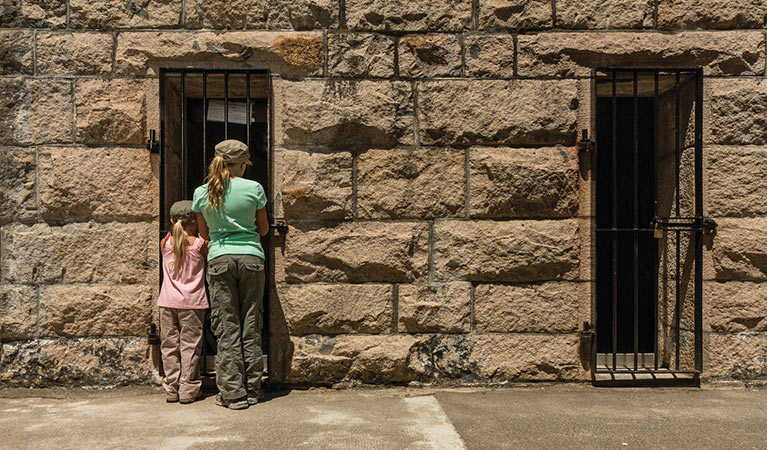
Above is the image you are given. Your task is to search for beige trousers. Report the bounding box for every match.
[160,307,205,400]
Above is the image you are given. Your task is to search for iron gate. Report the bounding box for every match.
[591,68,715,384]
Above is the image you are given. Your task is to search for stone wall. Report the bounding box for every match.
[1,0,766,387]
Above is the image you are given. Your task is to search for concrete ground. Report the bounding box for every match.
[1,384,765,450]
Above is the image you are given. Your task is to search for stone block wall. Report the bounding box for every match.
[1,0,766,386]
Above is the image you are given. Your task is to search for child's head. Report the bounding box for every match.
[169,201,197,271]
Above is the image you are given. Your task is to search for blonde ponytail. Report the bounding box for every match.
[171,219,189,272]
[206,155,230,212]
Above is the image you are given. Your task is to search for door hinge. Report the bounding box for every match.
[147,129,159,153]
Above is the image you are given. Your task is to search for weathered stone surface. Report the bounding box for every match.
[0,0,67,28]
[706,333,767,379]
[470,334,583,380]
[0,147,35,225]
[464,34,515,78]
[328,33,395,78]
[69,0,181,29]
[0,222,158,284]
[556,0,654,29]
[417,80,578,147]
[273,80,414,149]
[356,148,465,219]
[274,149,352,219]
[0,78,72,145]
[707,79,767,146]
[706,282,767,333]
[38,147,157,222]
[186,0,338,29]
[518,31,765,77]
[347,0,472,31]
[433,219,581,282]
[712,218,767,281]
[0,338,154,386]
[469,146,579,218]
[38,285,154,337]
[276,284,392,335]
[706,146,767,217]
[0,285,37,341]
[397,283,471,333]
[474,282,588,333]
[478,0,552,30]
[276,222,428,283]
[658,0,767,29]
[398,34,461,78]
[36,32,113,75]
[0,30,33,75]
[75,79,146,145]
[116,31,323,77]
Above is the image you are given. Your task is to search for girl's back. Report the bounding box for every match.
[158,234,208,309]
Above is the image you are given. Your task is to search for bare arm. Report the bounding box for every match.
[196,212,210,241]
[256,207,269,237]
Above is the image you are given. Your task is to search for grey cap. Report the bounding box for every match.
[215,139,250,165]
[170,200,195,221]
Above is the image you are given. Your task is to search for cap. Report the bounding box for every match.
[170,200,195,221]
[215,139,250,165]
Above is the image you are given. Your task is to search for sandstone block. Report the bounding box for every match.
[38,285,154,337]
[0,30,33,75]
[518,31,765,77]
[356,148,465,219]
[397,283,471,333]
[706,146,767,217]
[38,147,157,222]
[0,78,72,145]
[706,333,767,379]
[470,334,583,380]
[417,80,578,147]
[658,0,767,29]
[464,34,515,78]
[185,0,338,30]
[274,149,352,220]
[705,282,767,333]
[555,0,654,29]
[399,34,461,78]
[706,79,767,146]
[712,218,767,281]
[116,31,323,77]
[0,285,37,341]
[433,219,581,282]
[69,0,181,29]
[0,147,36,225]
[474,282,588,333]
[328,33,395,78]
[273,79,414,149]
[36,32,113,75]
[346,0,471,31]
[0,338,154,386]
[276,284,392,335]
[1,222,158,284]
[75,79,146,145]
[469,146,579,218]
[0,0,67,28]
[478,0,552,30]
[276,221,428,283]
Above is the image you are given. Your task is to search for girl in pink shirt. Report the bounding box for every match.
[158,201,208,404]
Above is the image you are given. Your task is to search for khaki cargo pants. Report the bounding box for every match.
[207,254,266,401]
[159,307,205,400]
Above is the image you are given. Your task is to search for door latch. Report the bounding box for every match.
[270,221,288,234]
[652,217,718,233]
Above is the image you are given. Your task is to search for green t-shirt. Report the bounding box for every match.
[192,177,267,261]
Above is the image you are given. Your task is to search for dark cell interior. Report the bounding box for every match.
[595,96,657,354]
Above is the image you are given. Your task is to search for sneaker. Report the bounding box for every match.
[247,390,261,405]
[215,393,249,410]
[166,394,179,403]
[179,390,203,404]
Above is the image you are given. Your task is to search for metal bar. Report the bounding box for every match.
[612,71,618,371]
[224,71,229,140]
[246,72,251,179]
[674,71,681,371]
[158,68,270,74]
[159,70,166,291]
[653,71,660,371]
[633,71,639,371]
[594,369,701,375]
[694,70,704,372]
[202,72,207,177]
[181,70,186,199]
[591,69,599,380]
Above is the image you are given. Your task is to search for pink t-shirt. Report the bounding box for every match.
[158,233,208,309]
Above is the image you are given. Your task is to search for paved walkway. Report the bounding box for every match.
[1,385,765,449]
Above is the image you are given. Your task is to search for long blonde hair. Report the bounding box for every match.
[171,218,194,271]
[206,155,230,212]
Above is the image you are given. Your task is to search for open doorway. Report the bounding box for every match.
[159,69,271,380]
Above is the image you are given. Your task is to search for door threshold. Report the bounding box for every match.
[593,369,699,387]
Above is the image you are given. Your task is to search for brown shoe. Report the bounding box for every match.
[180,391,203,404]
